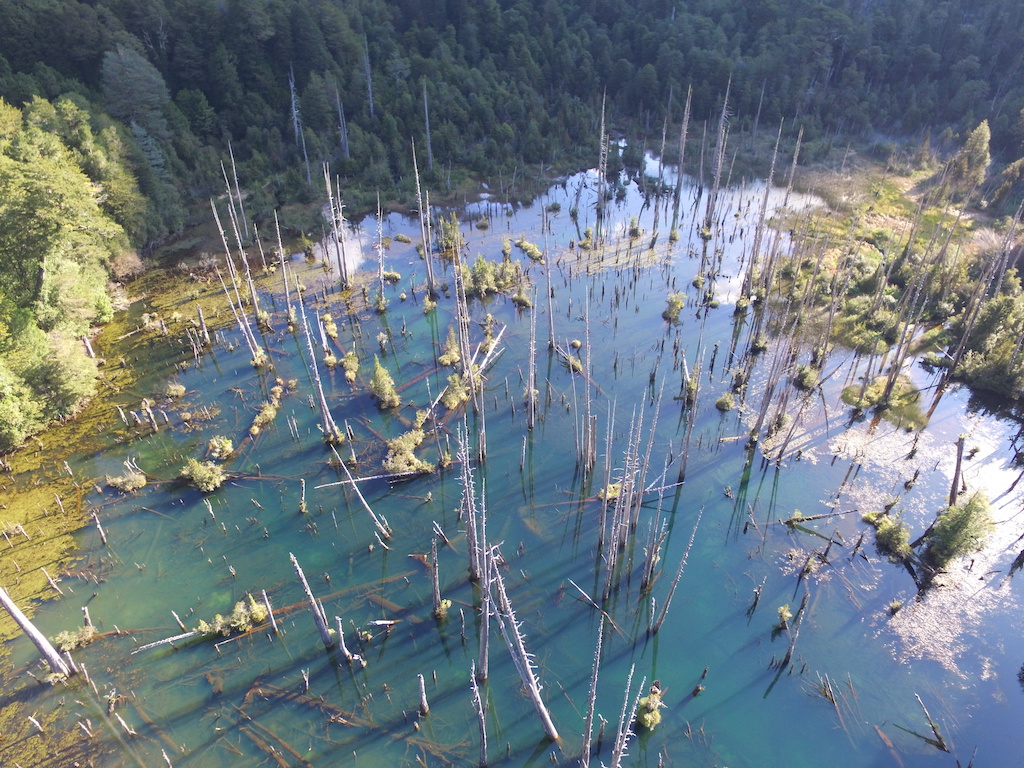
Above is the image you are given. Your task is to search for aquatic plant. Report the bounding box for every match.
[52,624,96,652]
[383,412,435,474]
[106,469,147,493]
[341,351,359,382]
[165,382,186,399]
[515,237,544,262]
[923,492,993,570]
[663,292,685,322]
[180,458,226,493]
[863,511,912,562]
[441,372,470,410]
[322,312,338,340]
[207,435,233,461]
[370,356,401,409]
[636,683,665,730]
[195,594,269,637]
[439,327,461,367]
[715,392,735,411]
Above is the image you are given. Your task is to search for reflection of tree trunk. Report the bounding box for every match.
[949,434,966,508]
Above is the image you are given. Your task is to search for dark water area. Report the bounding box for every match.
[4,158,1024,768]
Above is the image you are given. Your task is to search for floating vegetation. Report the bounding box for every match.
[841,374,926,429]
[461,254,524,297]
[383,412,435,474]
[440,372,470,410]
[165,382,186,399]
[250,381,289,437]
[394,232,412,243]
[663,292,685,322]
[514,237,544,262]
[382,269,401,284]
[924,492,994,571]
[195,594,269,637]
[636,682,665,730]
[863,511,912,562]
[322,312,338,340]
[52,624,96,652]
[180,458,226,493]
[207,435,234,461]
[106,468,146,493]
[341,351,359,382]
[715,392,735,411]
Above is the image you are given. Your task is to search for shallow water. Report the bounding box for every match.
[4,159,1024,768]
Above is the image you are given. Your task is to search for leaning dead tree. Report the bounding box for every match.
[297,286,343,443]
[0,585,72,677]
[290,553,334,648]
[491,562,560,741]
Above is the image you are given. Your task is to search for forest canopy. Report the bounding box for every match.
[0,96,141,451]
[2,0,1024,228]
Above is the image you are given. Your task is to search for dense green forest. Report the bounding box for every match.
[3,0,1024,449]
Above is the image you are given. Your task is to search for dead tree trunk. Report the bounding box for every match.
[290,553,334,648]
[493,566,560,741]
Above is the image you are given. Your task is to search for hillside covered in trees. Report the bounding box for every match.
[2,0,1024,448]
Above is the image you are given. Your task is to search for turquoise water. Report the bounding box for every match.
[5,162,1024,768]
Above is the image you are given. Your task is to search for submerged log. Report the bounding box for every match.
[0,586,72,677]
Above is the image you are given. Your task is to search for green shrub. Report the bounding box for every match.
[207,435,233,460]
[106,469,147,493]
[924,492,993,570]
[181,458,226,492]
[441,372,470,410]
[195,594,269,636]
[663,292,685,322]
[863,510,911,562]
[715,392,735,411]
[370,356,401,409]
[383,412,435,474]
[342,351,359,382]
[438,327,460,367]
[794,364,819,391]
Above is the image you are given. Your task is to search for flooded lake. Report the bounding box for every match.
[3,157,1024,768]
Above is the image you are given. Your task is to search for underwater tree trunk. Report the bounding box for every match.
[0,586,71,677]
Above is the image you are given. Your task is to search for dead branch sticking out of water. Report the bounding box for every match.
[470,661,488,767]
[651,506,703,634]
[492,561,560,741]
[609,664,645,768]
[579,617,604,768]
